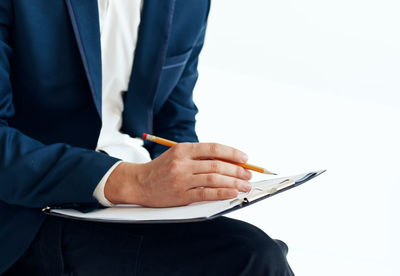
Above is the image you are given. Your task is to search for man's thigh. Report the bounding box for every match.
[6,216,294,276]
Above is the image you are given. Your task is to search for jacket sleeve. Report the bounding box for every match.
[0,1,119,209]
[150,5,210,158]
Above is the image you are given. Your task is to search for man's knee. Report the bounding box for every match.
[239,230,294,275]
[202,218,294,275]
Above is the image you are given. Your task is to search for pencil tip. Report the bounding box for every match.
[263,171,277,175]
[142,133,147,139]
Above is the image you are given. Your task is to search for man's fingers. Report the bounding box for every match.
[191,160,252,180]
[188,174,251,193]
[173,143,248,164]
[187,187,239,203]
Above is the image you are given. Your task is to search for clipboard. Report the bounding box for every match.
[43,170,326,223]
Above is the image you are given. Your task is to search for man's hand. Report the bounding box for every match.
[104,143,253,207]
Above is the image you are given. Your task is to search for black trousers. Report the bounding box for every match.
[5,216,294,275]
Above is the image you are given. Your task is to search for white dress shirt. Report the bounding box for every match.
[93,0,151,206]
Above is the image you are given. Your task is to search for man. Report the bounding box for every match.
[0,0,294,275]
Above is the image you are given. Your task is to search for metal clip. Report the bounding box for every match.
[42,206,51,212]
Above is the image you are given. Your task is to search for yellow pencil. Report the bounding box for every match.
[142,133,276,175]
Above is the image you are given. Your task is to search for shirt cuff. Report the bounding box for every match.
[93,161,123,207]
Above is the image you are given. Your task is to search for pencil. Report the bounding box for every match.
[142,133,276,175]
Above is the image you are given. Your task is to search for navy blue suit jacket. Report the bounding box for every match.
[0,0,210,272]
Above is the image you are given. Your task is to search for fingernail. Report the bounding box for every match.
[240,153,248,163]
[241,183,252,192]
[228,189,239,198]
[245,170,252,179]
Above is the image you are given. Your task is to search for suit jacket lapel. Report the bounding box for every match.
[65,0,102,118]
[124,0,176,136]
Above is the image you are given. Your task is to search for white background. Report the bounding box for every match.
[193,1,400,275]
